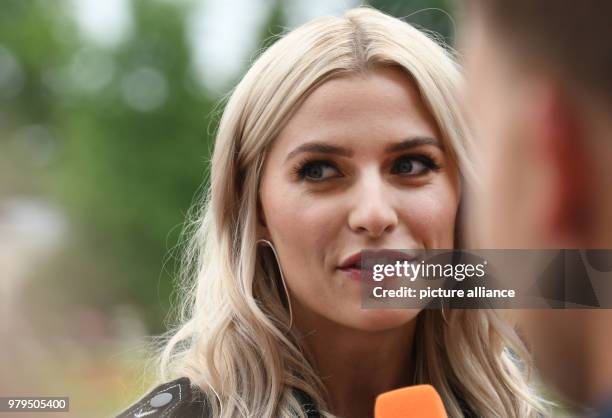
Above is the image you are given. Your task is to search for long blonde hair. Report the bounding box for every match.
[154,7,549,417]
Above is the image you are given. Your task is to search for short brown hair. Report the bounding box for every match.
[464,0,612,103]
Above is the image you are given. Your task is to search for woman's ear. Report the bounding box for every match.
[256,198,270,240]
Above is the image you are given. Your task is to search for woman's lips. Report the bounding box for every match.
[337,252,365,281]
[337,249,419,281]
[338,252,363,270]
[338,266,373,281]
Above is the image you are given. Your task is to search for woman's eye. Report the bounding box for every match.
[299,161,340,181]
[391,155,438,176]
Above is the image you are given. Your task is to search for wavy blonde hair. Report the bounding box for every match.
[153,6,550,418]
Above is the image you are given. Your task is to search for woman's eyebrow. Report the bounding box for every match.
[285,137,441,162]
[285,142,353,162]
[385,137,442,152]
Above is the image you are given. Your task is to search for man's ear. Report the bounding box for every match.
[536,90,594,245]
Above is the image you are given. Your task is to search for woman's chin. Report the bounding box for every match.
[338,308,421,332]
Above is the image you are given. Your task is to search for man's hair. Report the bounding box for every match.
[467,0,612,103]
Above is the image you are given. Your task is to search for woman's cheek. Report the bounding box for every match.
[399,186,458,248]
[269,192,339,262]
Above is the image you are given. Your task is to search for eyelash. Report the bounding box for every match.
[292,154,441,182]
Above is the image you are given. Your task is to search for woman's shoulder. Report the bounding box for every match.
[114,377,210,418]
[114,377,320,417]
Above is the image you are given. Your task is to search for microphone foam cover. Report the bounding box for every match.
[375,384,448,418]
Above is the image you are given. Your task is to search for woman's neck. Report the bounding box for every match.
[294,307,418,418]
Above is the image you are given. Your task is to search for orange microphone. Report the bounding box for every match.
[375,385,448,418]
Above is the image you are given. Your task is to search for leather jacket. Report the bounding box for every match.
[114,377,320,418]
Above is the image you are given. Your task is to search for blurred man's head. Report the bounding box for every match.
[459,0,612,409]
[460,0,612,250]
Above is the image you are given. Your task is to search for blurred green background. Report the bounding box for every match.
[0,0,454,416]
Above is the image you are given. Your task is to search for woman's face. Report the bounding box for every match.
[258,66,460,332]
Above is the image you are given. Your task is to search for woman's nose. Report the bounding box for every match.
[347,175,399,238]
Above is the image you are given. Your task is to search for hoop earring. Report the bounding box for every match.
[256,239,293,330]
[440,298,449,326]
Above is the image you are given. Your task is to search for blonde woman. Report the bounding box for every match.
[117,7,548,418]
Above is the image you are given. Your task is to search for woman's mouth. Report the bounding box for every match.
[337,253,371,281]
[338,265,367,281]
[337,249,419,281]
